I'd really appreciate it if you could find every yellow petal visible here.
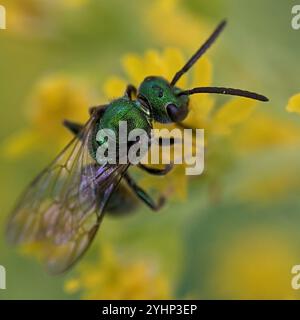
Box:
[144,50,167,77]
[286,93,300,114]
[183,95,214,128]
[28,75,90,138]
[140,165,187,201]
[122,54,145,85]
[191,57,212,87]
[212,98,257,135]
[163,48,186,83]
[103,76,127,100]
[180,57,213,128]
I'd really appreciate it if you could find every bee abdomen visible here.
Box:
[105,182,139,217]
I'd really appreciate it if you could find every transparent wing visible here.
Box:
[6,113,129,274]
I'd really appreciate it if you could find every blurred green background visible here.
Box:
[1,0,300,299]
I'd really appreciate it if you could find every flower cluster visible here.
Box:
[64,246,171,300]
[3,75,92,157]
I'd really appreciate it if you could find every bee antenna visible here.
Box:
[177,86,269,102]
[170,20,227,87]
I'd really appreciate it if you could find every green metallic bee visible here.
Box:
[6,20,268,274]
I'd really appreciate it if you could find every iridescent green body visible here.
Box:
[89,77,190,159]
[99,97,152,139]
[84,20,267,217]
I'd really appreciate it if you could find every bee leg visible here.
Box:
[138,163,173,176]
[124,173,165,211]
[89,104,107,116]
[63,120,84,137]
[125,84,137,100]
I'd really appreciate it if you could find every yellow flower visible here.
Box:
[286,93,300,114]
[210,228,300,299]
[3,75,92,157]
[102,48,259,200]
[64,246,171,300]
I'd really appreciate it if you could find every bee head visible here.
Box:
[137,76,189,123]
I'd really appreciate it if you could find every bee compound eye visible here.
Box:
[166,104,178,121]
[166,103,188,122]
